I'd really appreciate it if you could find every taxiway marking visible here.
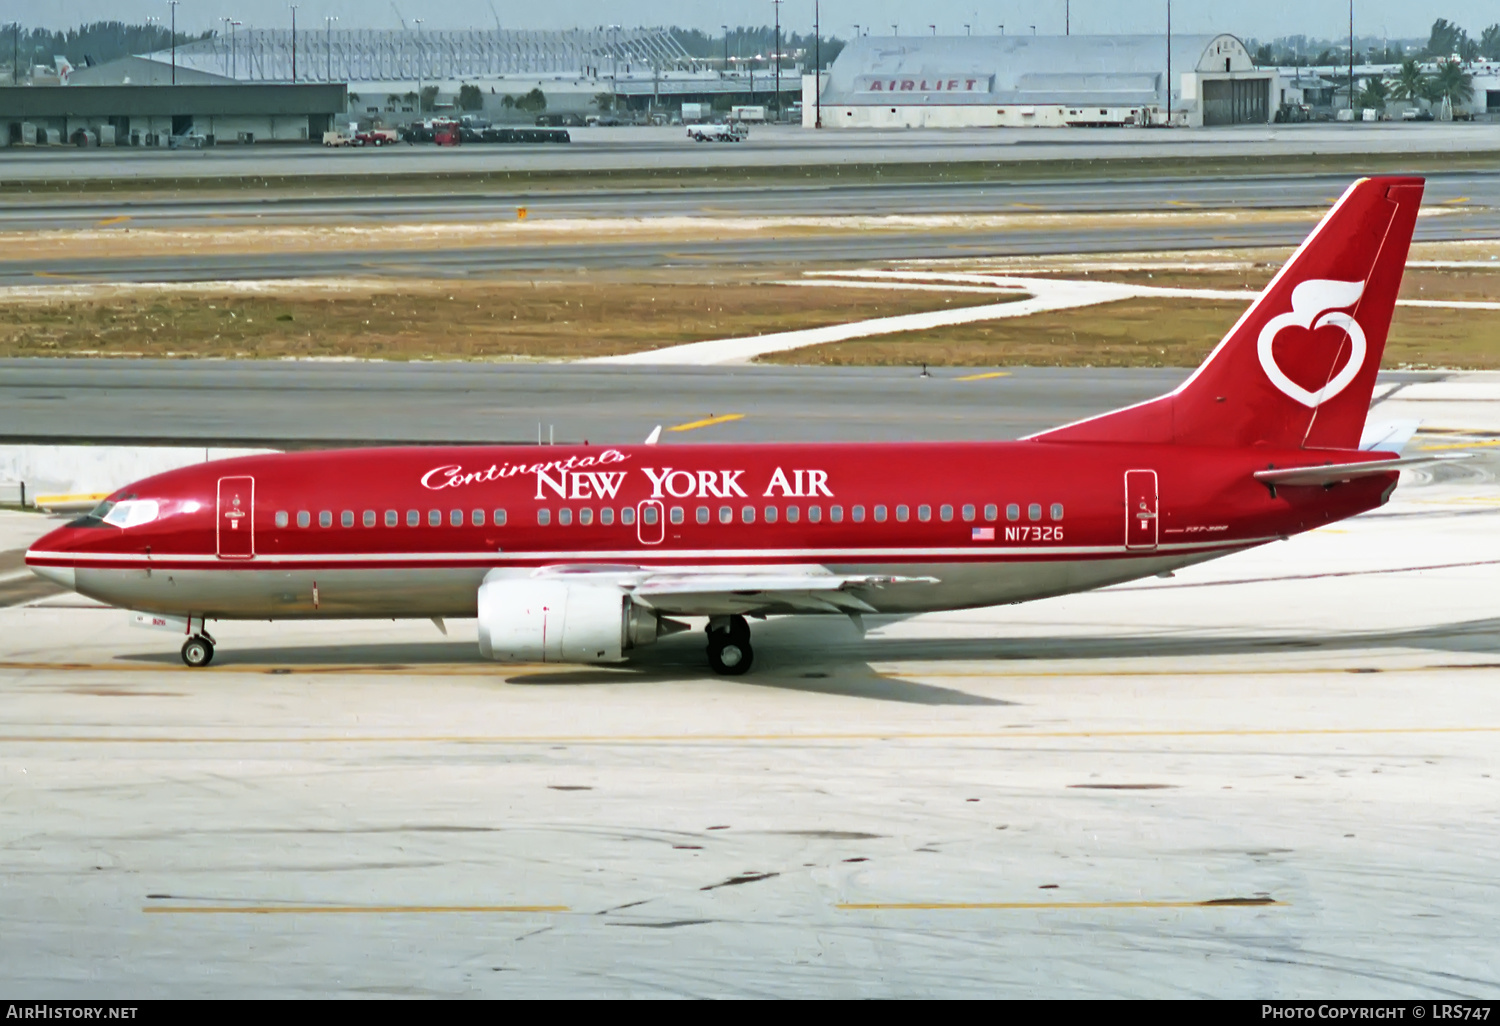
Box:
[1420,439,1500,451]
[94,216,132,228]
[143,904,569,915]
[837,899,1283,911]
[952,371,1012,382]
[667,413,745,432]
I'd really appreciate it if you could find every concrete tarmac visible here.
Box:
[3,168,1494,282]
[5,171,1499,232]
[6,214,1499,284]
[1,407,1497,996]
[2,360,1447,448]
[3,123,1499,182]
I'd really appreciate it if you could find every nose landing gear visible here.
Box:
[706,615,753,675]
[181,633,215,668]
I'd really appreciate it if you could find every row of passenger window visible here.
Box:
[537,502,1065,526]
[273,502,1066,529]
[274,509,509,529]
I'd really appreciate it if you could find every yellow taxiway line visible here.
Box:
[143,904,568,915]
[667,413,745,432]
[838,899,1283,911]
[952,371,1012,382]
[1419,439,1500,451]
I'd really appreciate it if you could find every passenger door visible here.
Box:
[636,500,664,545]
[1124,469,1158,550]
[217,476,255,559]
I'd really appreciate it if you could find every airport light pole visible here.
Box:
[929,24,936,36]
[891,24,897,36]
[1165,0,1171,122]
[814,0,821,128]
[230,20,241,80]
[1348,0,1355,119]
[609,24,619,111]
[772,0,781,122]
[289,5,298,83]
[964,24,971,36]
[414,19,423,116]
[168,1,179,84]
[1065,1,1070,35]
[324,15,336,84]
[11,22,18,85]
[721,25,729,72]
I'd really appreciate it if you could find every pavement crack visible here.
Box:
[701,871,779,891]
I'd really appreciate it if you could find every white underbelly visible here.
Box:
[71,547,1246,621]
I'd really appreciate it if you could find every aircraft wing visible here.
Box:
[530,564,938,617]
[1253,453,1468,487]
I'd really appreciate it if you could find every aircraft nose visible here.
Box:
[25,524,80,591]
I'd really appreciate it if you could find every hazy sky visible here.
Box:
[22,0,1500,42]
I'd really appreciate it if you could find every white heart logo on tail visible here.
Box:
[1257,279,1368,408]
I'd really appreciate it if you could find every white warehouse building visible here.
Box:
[805,33,1274,128]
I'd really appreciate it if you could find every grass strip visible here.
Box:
[758,296,1500,369]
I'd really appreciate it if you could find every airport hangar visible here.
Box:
[803,33,1276,128]
[56,28,799,124]
[0,81,348,147]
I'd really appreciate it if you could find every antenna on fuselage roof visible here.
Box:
[644,425,662,445]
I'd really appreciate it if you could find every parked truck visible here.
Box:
[355,128,400,146]
[687,122,749,143]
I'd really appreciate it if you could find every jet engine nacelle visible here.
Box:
[477,577,676,664]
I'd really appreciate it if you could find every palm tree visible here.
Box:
[1359,77,1389,111]
[1388,59,1429,105]
[1429,58,1475,109]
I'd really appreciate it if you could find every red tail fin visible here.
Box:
[1032,176,1424,450]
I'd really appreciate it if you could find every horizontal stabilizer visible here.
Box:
[1359,420,1421,453]
[1253,453,1468,487]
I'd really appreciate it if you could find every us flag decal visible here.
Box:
[972,527,995,540]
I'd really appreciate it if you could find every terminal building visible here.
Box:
[805,33,1274,128]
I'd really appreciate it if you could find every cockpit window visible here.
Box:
[67,494,134,529]
[102,499,160,529]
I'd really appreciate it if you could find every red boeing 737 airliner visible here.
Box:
[27,177,1453,674]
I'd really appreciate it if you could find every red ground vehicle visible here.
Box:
[355,129,399,146]
[432,121,461,146]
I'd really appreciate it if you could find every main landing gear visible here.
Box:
[706,615,753,676]
[181,633,215,668]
